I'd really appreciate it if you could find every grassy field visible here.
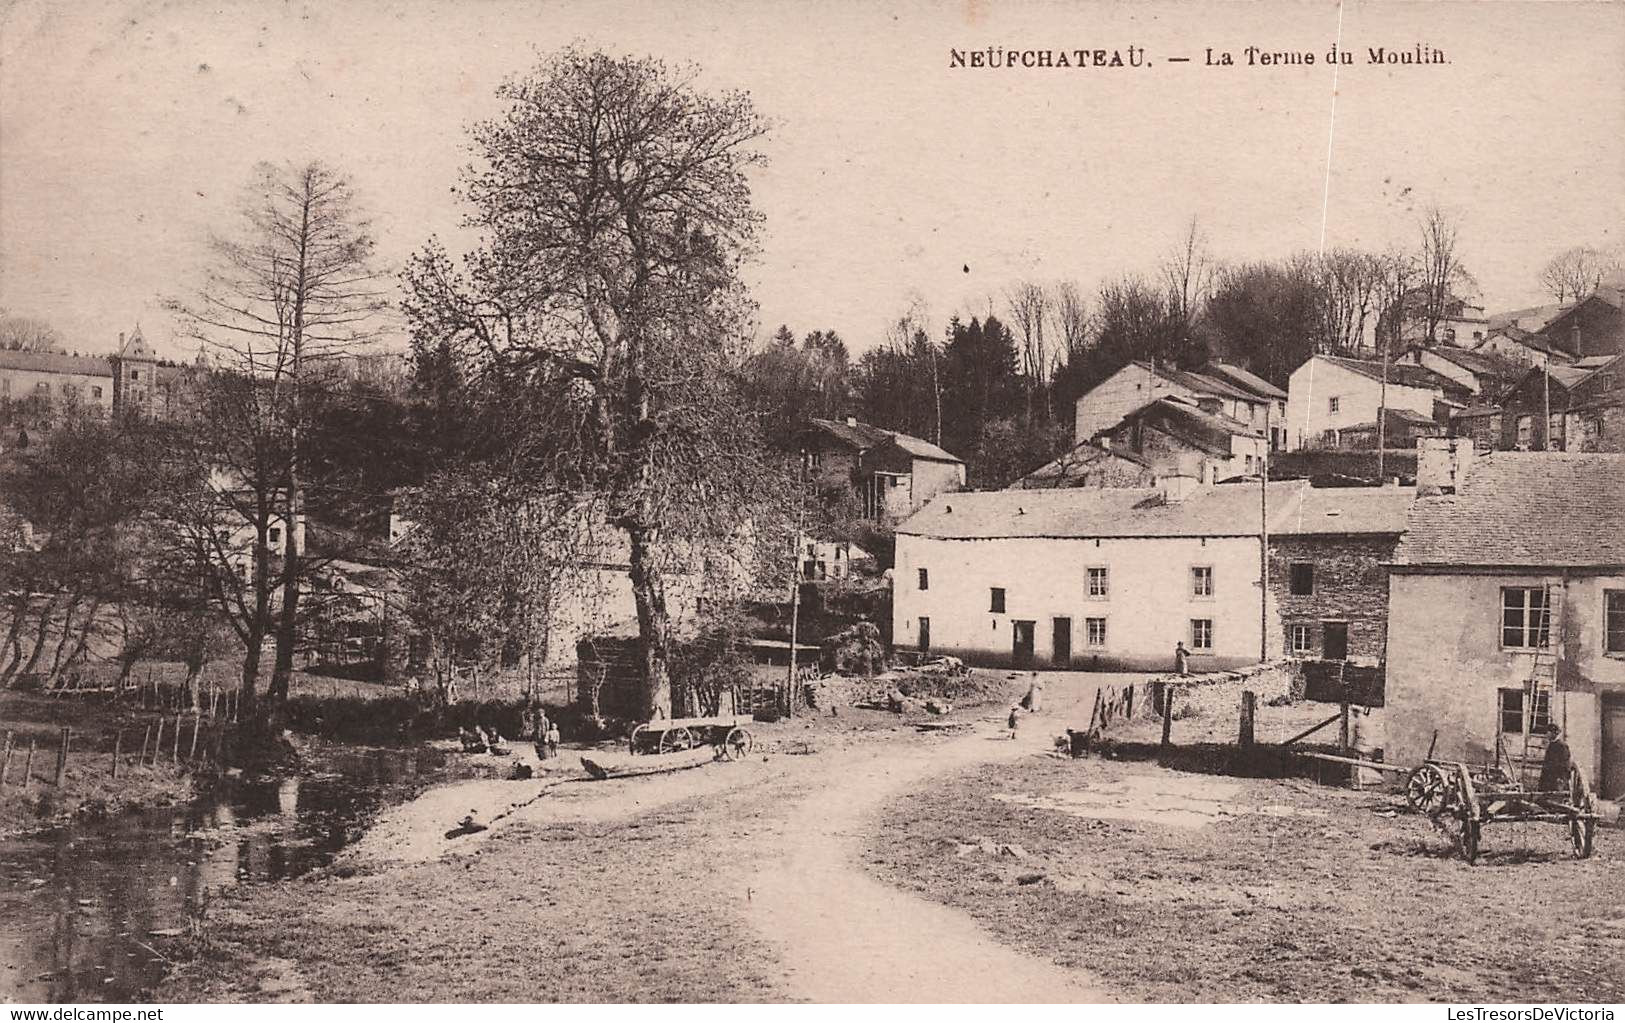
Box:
[865,754,1625,1003]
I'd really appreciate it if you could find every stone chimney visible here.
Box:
[1416,437,1475,497]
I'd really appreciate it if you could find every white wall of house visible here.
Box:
[1386,571,1625,798]
[893,532,1269,670]
[0,367,115,410]
[911,458,966,508]
[1285,358,1438,450]
[1398,349,1480,394]
[1074,363,1271,445]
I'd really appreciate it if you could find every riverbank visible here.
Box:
[0,691,201,837]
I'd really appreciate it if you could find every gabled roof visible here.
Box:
[882,432,963,464]
[806,417,963,465]
[1314,355,1470,396]
[899,479,1409,540]
[1488,303,1567,333]
[1012,442,1151,486]
[1451,404,1502,420]
[1140,363,1266,404]
[1338,408,1441,432]
[1421,346,1525,383]
[1203,362,1288,401]
[1107,396,1256,456]
[1395,453,1625,568]
[806,417,893,451]
[0,350,114,377]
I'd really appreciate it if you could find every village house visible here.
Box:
[1284,354,1469,451]
[1475,324,1576,370]
[1009,442,1156,490]
[1532,286,1624,361]
[1395,344,1523,399]
[1072,361,1285,450]
[1492,354,1624,451]
[1385,452,1625,800]
[1393,292,1489,348]
[1094,396,1268,481]
[892,476,1408,672]
[799,538,871,580]
[792,416,965,520]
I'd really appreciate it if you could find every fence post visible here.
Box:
[151,717,165,767]
[22,738,36,789]
[1339,698,1351,752]
[0,730,12,789]
[172,714,182,764]
[54,727,70,786]
[188,716,201,762]
[1239,690,1256,747]
[1161,681,1175,748]
[112,730,123,779]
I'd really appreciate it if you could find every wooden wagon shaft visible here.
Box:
[1283,712,1342,747]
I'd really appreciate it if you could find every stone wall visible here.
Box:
[1268,534,1396,664]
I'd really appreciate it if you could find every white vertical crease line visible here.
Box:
[1318,0,1347,257]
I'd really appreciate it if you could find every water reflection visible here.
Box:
[0,739,450,1003]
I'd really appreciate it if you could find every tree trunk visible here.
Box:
[626,521,672,720]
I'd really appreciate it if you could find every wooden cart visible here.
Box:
[1426,760,1601,863]
[627,716,755,761]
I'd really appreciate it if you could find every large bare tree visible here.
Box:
[1539,245,1621,303]
[402,49,774,719]
[1416,205,1475,344]
[168,161,388,721]
[0,311,61,353]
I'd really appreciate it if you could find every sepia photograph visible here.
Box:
[1,0,1623,1008]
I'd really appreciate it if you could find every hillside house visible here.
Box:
[1533,287,1624,360]
[892,477,1408,671]
[1095,396,1267,481]
[1010,442,1156,490]
[1285,355,1469,451]
[1073,362,1280,449]
[1396,345,1523,399]
[0,328,193,424]
[1390,291,1489,348]
[1495,354,1624,451]
[1476,324,1577,369]
[1331,408,1446,451]
[793,416,964,520]
[1385,453,1625,799]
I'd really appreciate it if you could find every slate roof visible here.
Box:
[1318,355,1470,395]
[1013,442,1151,485]
[1140,363,1266,405]
[1204,362,1288,401]
[1394,453,1625,568]
[0,350,115,377]
[1337,408,1441,431]
[1108,396,1258,456]
[899,478,1412,540]
[1272,484,1416,536]
[1488,304,1567,333]
[806,417,963,464]
[1425,347,1525,383]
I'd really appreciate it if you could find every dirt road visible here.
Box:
[748,703,1112,1002]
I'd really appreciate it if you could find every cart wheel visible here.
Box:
[722,727,754,761]
[628,724,647,756]
[1458,815,1480,864]
[1406,764,1447,816]
[658,726,694,754]
[1569,767,1598,859]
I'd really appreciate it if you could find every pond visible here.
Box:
[0,738,453,1003]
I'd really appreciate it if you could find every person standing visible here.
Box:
[1538,722,1573,793]
[1174,640,1190,677]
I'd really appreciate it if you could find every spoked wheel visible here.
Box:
[658,726,695,754]
[1406,764,1447,816]
[1569,767,1598,859]
[628,724,648,756]
[721,726,754,761]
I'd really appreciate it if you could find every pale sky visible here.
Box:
[2,0,1623,360]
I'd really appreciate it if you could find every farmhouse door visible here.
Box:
[1322,621,1349,661]
[918,617,931,654]
[1012,620,1036,668]
[1603,695,1625,800]
[1051,618,1072,667]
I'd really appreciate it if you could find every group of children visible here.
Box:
[458,714,561,760]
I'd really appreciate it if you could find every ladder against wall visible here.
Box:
[1512,578,1565,788]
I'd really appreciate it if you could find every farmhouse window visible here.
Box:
[917,568,928,590]
[1289,563,1314,595]
[1548,413,1565,450]
[1085,617,1107,647]
[1517,415,1533,448]
[1606,591,1625,654]
[1289,623,1312,655]
[1190,618,1213,652]
[1500,587,1551,650]
[990,587,1006,613]
[91,386,102,399]
[1498,687,1551,735]
[1086,566,1109,599]
[1328,396,1340,414]
[268,527,282,544]
[1191,566,1214,598]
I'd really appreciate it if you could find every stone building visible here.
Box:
[1386,452,1625,798]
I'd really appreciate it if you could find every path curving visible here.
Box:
[747,716,1110,1003]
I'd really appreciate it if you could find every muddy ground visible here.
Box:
[867,754,1625,1003]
